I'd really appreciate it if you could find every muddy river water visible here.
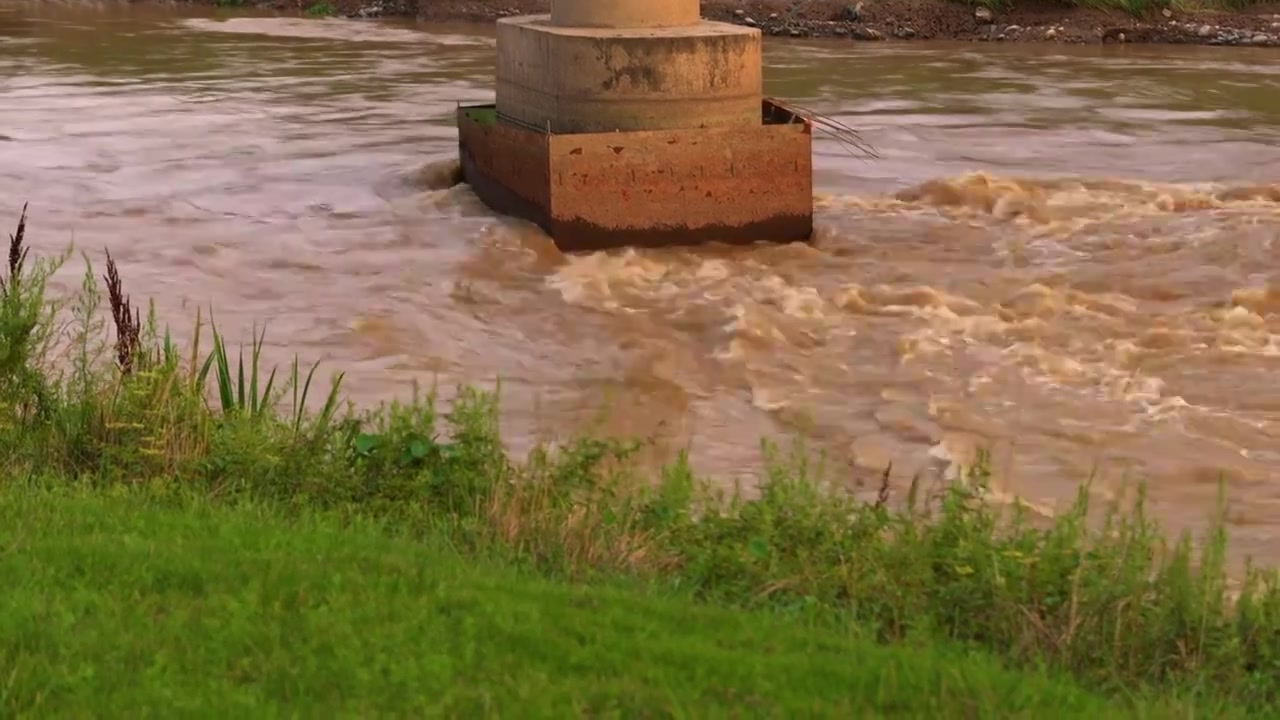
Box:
[3,4,1279,558]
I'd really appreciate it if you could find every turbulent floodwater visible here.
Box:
[3,5,1279,557]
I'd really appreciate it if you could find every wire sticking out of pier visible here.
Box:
[767,98,880,161]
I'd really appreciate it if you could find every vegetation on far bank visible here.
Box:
[3,203,1280,714]
[958,0,1273,14]
[197,0,1280,20]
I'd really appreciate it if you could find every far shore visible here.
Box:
[171,0,1280,48]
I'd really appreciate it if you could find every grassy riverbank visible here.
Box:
[3,204,1280,714]
[1,485,1132,717]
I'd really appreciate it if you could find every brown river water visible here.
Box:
[3,4,1279,558]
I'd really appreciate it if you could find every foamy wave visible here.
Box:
[532,171,1277,506]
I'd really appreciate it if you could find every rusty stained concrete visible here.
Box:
[457,101,813,253]
[591,34,754,95]
[457,111,551,228]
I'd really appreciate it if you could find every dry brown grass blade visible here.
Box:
[2,202,30,297]
[874,464,893,510]
[104,249,141,375]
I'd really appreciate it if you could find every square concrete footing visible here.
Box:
[456,99,814,253]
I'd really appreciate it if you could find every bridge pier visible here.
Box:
[457,0,813,252]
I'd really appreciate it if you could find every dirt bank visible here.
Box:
[204,0,1280,47]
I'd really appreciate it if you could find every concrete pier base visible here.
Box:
[456,4,815,252]
[458,100,813,252]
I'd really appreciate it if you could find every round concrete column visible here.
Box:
[551,0,701,28]
[496,19,762,134]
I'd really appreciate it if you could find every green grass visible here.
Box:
[462,105,500,126]
[3,203,1280,714]
[304,1,337,17]
[0,485,1133,717]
